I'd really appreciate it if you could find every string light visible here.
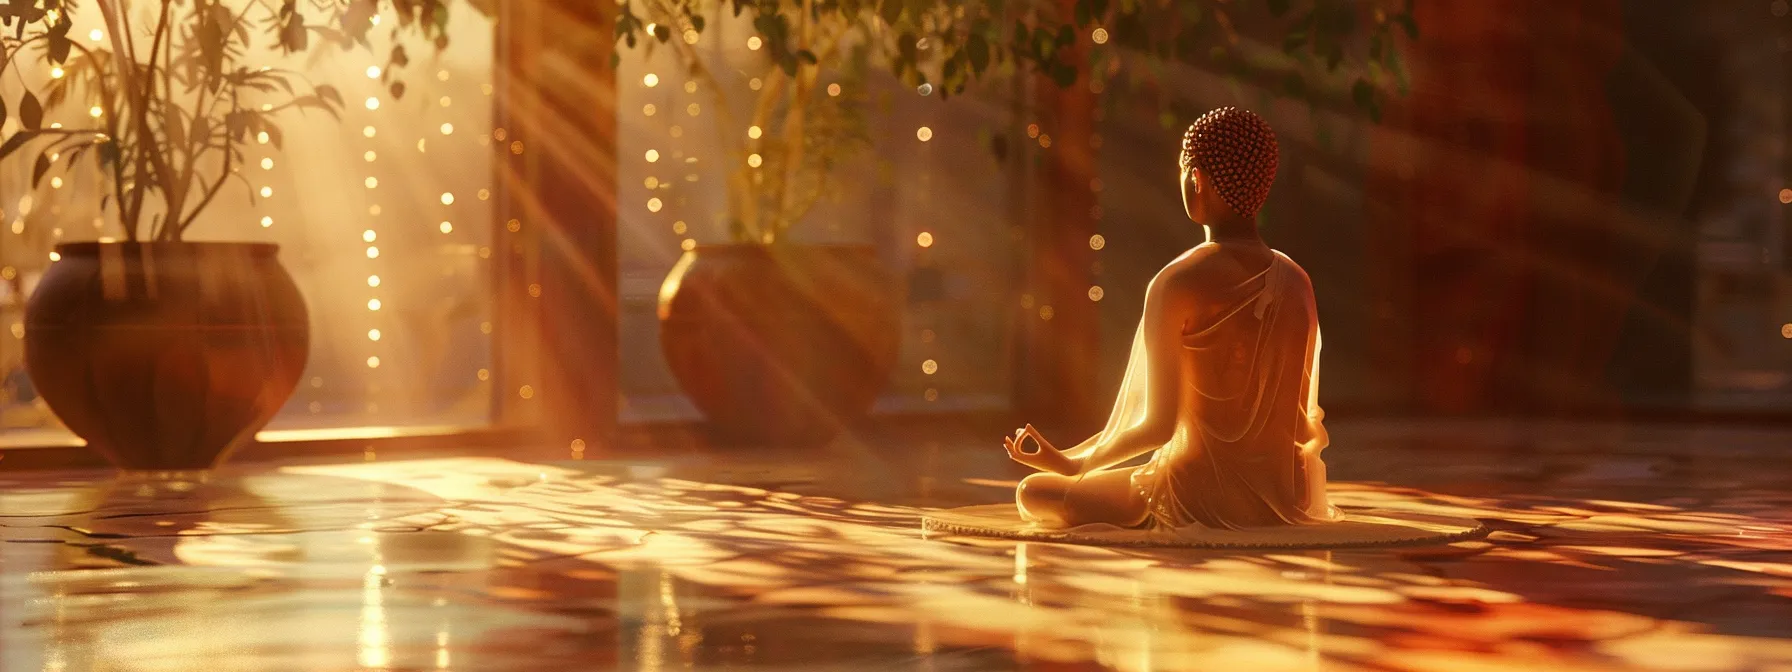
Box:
[916,126,933,142]
[261,157,274,169]
[643,104,657,116]
[368,329,382,341]
[368,299,382,311]
[368,275,381,287]
[440,123,453,135]
[364,151,376,162]
[88,28,103,41]
[827,83,841,97]
[257,131,270,144]
[366,65,381,78]
[644,73,660,87]
[259,186,273,197]
[1092,27,1109,44]
[367,356,381,368]
[363,230,377,242]
[747,153,763,167]
[647,198,663,212]
[922,359,938,375]
[917,232,934,247]
[748,126,762,139]
[366,246,379,258]
[1089,234,1105,250]
[365,97,380,110]
[1780,188,1792,204]
[440,192,454,205]
[364,177,378,188]
[440,221,453,233]
[747,36,762,50]
[1088,286,1105,301]
[49,67,63,79]
[646,149,660,162]
[363,126,376,138]
[260,216,273,227]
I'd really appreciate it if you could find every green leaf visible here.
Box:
[31,152,50,188]
[1352,77,1374,110]
[967,33,990,73]
[690,15,705,32]
[879,0,901,25]
[315,84,344,109]
[0,132,38,162]
[19,92,41,130]
[1282,72,1305,97]
[1049,62,1076,87]
[1396,13,1418,39]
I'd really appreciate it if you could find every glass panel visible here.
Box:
[0,2,498,443]
[615,17,1025,422]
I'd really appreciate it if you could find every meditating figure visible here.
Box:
[1003,107,1339,532]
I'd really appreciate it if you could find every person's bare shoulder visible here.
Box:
[1160,243,1254,296]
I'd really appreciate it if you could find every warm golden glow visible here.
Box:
[681,238,696,251]
[261,157,274,169]
[366,246,379,259]
[916,232,934,247]
[440,123,454,135]
[363,126,376,138]
[365,97,380,110]
[672,220,687,235]
[366,356,381,368]
[747,36,763,50]
[747,153,763,168]
[748,125,762,139]
[49,66,63,78]
[1092,27,1109,44]
[364,176,379,188]
[922,359,938,375]
[827,83,841,97]
[1089,234,1106,250]
[259,186,273,197]
[519,385,535,399]
[366,65,381,79]
[916,126,933,142]
[648,198,663,212]
[643,104,657,116]
[368,299,382,311]
[1088,286,1105,301]
[506,218,521,232]
[440,221,453,233]
[89,28,103,41]
[368,329,382,341]
[440,192,455,205]
[643,73,660,87]
[367,275,381,287]
[88,106,102,118]
[646,149,661,163]
[1027,123,1040,138]
[363,230,377,242]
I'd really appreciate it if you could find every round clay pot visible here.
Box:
[658,244,900,446]
[24,242,310,470]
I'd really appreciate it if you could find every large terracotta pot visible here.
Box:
[24,242,310,470]
[658,244,900,445]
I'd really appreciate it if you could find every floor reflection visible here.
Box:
[2,420,1790,670]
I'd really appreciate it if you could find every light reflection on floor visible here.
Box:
[2,420,1790,670]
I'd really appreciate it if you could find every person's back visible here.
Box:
[1001,106,1336,532]
[1136,240,1331,530]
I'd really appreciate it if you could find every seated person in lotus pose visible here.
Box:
[1002,107,1338,532]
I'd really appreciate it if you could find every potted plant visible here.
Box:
[3,0,457,470]
[620,0,1410,445]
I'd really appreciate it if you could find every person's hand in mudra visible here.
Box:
[1002,424,1079,476]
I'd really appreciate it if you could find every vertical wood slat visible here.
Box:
[493,1,619,451]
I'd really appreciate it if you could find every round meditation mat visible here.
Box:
[922,504,1487,549]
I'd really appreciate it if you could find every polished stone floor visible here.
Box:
[2,419,1790,671]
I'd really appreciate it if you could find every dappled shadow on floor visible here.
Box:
[3,421,1791,670]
